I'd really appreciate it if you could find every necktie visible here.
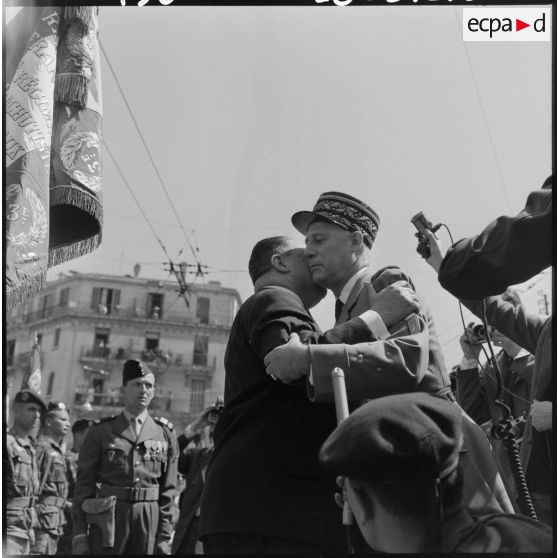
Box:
[130,417,140,437]
[335,299,344,322]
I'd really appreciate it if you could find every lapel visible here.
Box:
[113,412,137,445]
[136,414,159,445]
[338,266,375,323]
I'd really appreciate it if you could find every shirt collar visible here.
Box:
[123,409,148,425]
[338,267,369,304]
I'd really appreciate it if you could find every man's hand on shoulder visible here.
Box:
[264,333,310,384]
[368,280,421,327]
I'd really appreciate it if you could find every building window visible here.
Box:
[190,379,206,414]
[196,297,210,324]
[147,293,164,319]
[144,332,160,351]
[38,294,53,319]
[46,372,55,396]
[91,287,121,314]
[93,328,110,357]
[193,336,209,366]
[143,332,160,361]
[7,340,16,366]
[53,328,61,348]
[59,287,70,307]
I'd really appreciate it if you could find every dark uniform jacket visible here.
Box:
[6,432,40,541]
[72,412,178,552]
[200,285,371,548]
[438,186,552,299]
[449,509,553,552]
[34,434,69,536]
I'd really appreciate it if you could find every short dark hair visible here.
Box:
[248,236,291,284]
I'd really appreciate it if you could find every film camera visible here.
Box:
[465,322,493,344]
[208,398,224,423]
[411,212,441,259]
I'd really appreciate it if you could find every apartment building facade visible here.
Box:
[6,270,241,429]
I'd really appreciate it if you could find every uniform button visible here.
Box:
[135,461,140,466]
[135,478,140,482]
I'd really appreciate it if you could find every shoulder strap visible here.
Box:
[370,265,415,291]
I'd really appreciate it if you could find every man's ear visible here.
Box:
[270,253,289,273]
[348,479,376,522]
[350,230,365,250]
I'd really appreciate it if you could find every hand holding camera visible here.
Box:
[459,322,490,361]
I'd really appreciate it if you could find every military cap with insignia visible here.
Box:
[319,392,462,482]
[292,191,380,248]
[14,389,47,413]
[122,359,153,385]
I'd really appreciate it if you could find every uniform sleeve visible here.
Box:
[461,296,546,356]
[155,427,178,544]
[34,443,48,489]
[438,188,552,299]
[308,316,430,402]
[71,426,102,536]
[308,267,435,402]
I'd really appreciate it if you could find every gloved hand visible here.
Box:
[72,534,90,555]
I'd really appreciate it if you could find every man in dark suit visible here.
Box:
[199,236,419,554]
[72,360,178,555]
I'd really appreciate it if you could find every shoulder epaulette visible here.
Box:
[95,415,115,424]
[154,416,174,431]
[370,265,415,291]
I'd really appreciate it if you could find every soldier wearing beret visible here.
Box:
[6,390,46,554]
[71,360,178,555]
[32,401,72,554]
[265,191,514,513]
[319,392,553,553]
[57,418,96,555]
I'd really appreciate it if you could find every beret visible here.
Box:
[319,393,461,482]
[72,418,96,434]
[122,359,153,385]
[292,191,380,248]
[14,390,47,413]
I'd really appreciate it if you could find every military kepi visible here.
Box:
[14,389,47,413]
[292,191,380,248]
[319,393,462,482]
[122,359,153,385]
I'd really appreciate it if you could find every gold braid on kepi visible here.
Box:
[291,191,380,248]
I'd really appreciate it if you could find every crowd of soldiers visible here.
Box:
[5,182,553,555]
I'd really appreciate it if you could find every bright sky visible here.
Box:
[44,4,552,365]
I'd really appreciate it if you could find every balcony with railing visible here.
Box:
[19,300,214,326]
[79,346,216,378]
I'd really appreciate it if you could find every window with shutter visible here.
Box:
[91,287,102,309]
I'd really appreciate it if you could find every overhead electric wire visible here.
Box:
[103,140,173,263]
[99,39,203,270]
[453,8,512,213]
